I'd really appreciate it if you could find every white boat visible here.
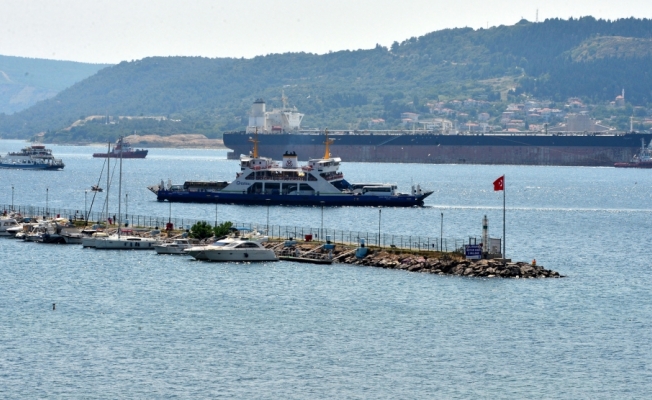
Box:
[184,238,278,262]
[155,238,198,254]
[82,232,109,248]
[0,217,21,236]
[0,144,65,170]
[93,136,160,250]
[6,224,25,238]
[94,234,159,250]
[61,229,97,245]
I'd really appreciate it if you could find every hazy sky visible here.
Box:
[1,0,651,64]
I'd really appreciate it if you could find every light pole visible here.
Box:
[440,212,443,252]
[378,209,382,247]
[266,199,270,235]
[320,201,324,241]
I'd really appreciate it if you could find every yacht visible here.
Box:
[0,217,21,236]
[184,238,277,262]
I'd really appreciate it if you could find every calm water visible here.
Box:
[1,140,651,398]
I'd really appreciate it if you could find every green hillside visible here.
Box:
[0,55,111,114]
[1,16,651,142]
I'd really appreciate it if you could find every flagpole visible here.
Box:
[503,175,506,262]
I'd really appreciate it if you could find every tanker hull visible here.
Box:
[224,132,652,166]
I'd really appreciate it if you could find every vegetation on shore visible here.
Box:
[1,16,652,142]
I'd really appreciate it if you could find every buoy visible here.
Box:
[532,259,537,266]
[52,303,56,311]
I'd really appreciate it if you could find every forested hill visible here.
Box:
[0,55,110,114]
[1,16,652,141]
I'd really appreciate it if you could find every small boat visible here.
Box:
[0,145,65,170]
[615,139,652,168]
[278,255,333,264]
[93,137,148,159]
[61,229,97,245]
[91,185,103,192]
[0,217,21,236]
[155,238,198,254]
[184,238,278,262]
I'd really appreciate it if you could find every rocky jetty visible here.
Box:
[265,242,562,278]
[340,251,561,278]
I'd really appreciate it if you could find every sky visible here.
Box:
[1,0,651,64]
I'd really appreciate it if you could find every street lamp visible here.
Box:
[378,209,382,247]
[320,201,325,241]
[440,212,444,252]
[266,199,270,235]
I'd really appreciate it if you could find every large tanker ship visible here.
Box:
[223,99,652,166]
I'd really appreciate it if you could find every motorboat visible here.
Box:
[155,238,198,254]
[0,217,21,236]
[62,229,97,245]
[184,238,278,262]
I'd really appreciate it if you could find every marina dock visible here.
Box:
[2,203,561,279]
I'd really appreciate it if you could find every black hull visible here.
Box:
[223,132,652,166]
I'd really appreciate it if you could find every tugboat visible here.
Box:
[92,137,148,159]
[614,139,652,168]
[148,131,433,206]
[0,145,65,170]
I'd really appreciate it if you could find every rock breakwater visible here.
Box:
[266,242,562,278]
[340,251,562,278]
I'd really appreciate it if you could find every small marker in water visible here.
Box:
[52,303,56,311]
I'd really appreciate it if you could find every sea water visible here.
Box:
[1,140,651,398]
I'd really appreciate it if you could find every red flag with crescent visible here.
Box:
[493,175,504,191]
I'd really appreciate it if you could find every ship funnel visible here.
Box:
[282,151,298,168]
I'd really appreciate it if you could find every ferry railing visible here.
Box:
[3,204,476,253]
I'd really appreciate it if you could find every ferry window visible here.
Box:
[284,183,298,194]
[300,183,314,192]
[247,182,263,194]
[265,182,280,194]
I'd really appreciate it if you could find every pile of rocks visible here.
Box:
[341,251,562,278]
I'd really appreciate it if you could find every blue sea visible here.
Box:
[1,140,651,398]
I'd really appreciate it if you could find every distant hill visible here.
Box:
[1,16,652,142]
[0,55,110,114]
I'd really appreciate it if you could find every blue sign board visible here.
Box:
[465,244,482,260]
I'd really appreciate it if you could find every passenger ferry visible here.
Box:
[0,145,65,170]
[148,132,432,207]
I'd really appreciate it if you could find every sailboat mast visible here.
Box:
[106,141,110,223]
[118,137,123,237]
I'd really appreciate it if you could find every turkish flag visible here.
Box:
[493,175,504,191]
